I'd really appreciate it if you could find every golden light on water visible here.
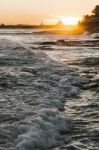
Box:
[61,16,80,25]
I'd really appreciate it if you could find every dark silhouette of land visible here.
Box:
[0,24,37,29]
[79,5,99,32]
[0,23,66,29]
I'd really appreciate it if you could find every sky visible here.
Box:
[0,0,98,25]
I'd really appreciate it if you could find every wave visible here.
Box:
[0,38,90,150]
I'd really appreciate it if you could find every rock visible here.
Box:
[57,39,66,44]
[40,41,56,45]
[79,57,99,66]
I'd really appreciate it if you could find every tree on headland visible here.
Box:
[1,23,5,27]
[79,5,99,32]
[92,5,99,16]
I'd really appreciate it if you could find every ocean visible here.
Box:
[0,29,99,150]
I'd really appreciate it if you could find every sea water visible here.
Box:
[0,29,99,150]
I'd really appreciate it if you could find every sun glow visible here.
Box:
[62,16,80,25]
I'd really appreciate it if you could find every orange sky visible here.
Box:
[0,0,98,25]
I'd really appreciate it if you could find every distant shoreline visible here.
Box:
[0,25,58,29]
[0,24,77,29]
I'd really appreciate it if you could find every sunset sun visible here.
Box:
[62,16,80,25]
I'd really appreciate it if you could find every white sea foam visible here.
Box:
[0,31,98,150]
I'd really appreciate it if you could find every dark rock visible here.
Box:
[40,41,56,45]
[57,39,66,44]
[79,57,99,66]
